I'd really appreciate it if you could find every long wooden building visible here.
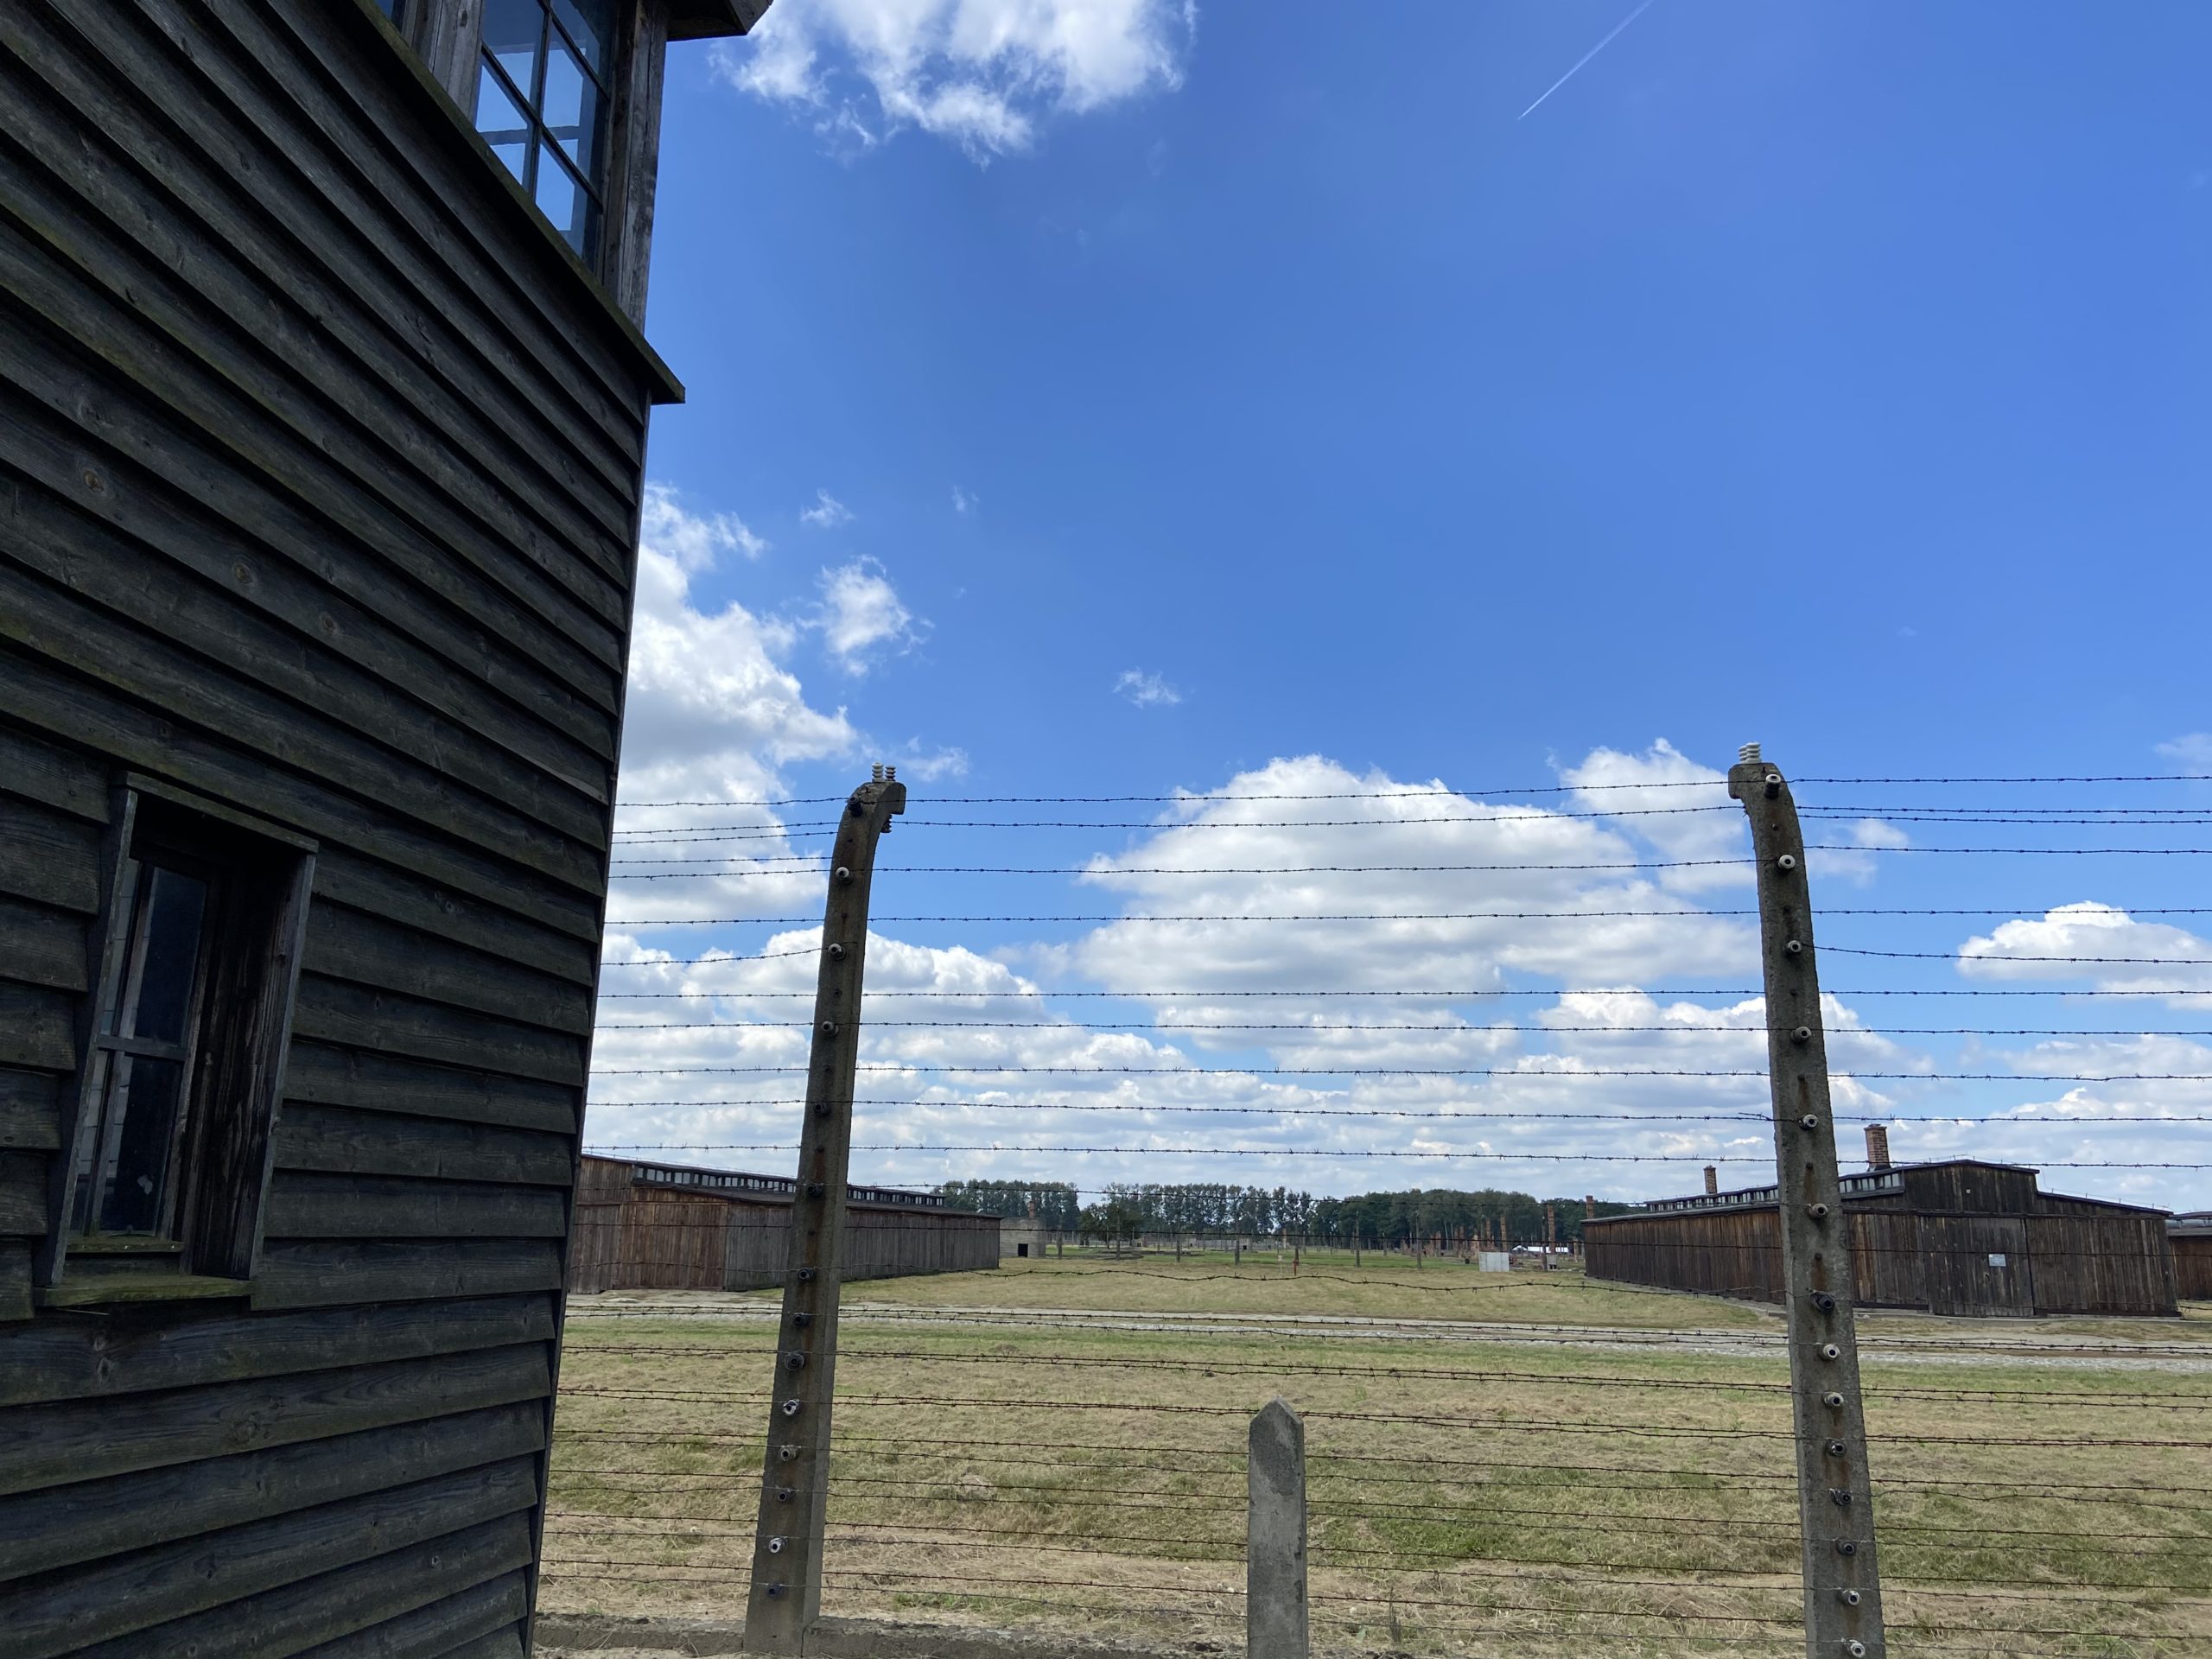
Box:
[1587,1147,2178,1318]
[2174,1213,2212,1302]
[0,2,766,1654]
[569,1155,1001,1292]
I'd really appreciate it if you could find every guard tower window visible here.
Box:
[474,0,614,263]
[65,791,314,1282]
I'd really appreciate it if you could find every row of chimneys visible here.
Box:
[1700,1125,1891,1196]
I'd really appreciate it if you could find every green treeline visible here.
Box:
[935,1179,1083,1230]
[937,1179,1638,1245]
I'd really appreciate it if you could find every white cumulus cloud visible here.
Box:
[609,492,942,928]
[612,493,859,926]
[1115,669,1179,708]
[1959,903,2212,1002]
[2158,733,2212,776]
[799,489,854,528]
[621,496,852,785]
[1560,739,1741,893]
[816,557,921,672]
[715,0,1193,158]
[587,741,2212,1211]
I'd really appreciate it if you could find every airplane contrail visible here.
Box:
[1518,0,1658,121]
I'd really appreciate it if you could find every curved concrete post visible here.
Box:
[744,772,906,1654]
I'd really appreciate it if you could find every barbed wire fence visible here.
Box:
[537,760,2212,1656]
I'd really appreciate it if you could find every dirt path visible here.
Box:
[568,1293,2212,1370]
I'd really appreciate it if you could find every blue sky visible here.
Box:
[590,1,2212,1213]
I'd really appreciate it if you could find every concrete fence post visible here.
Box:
[1248,1397,1308,1659]
[1732,746,1885,1659]
[744,770,906,1654]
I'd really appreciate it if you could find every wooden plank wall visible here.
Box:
[2026,1214,2178,1316]
[567,1182,1001,1293]
[0,0,665,1651]
[1918,1215,2034,1317]
[1590,1205,2181,1316]
[2176,1236,2212,1302]
[1899,1163,2040,1215]
[1584,1210,1786,1303]
[1853,1211,1926,1309]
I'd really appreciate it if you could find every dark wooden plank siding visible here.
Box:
[0,1402,544,1580]
[0,0,679,1643]
[2028,1214,2177,1315]
[0,1344,553,1494]
[0,647,607,946]
[0,723,112,822]
[273,1103,576,1185]
[0,1295,555,1409]
[0,982,77,1073]
[283,1041,582,1136]
[1900,1162,2039,1216]
[2176,1235,2212,1301]
[40,0,638,557]
[3,1459,541,1658]
[0,797,103,913]
[0,12,632,663]
[1590,1169,2181,1317]
[1853,1211,1925,1309]
[303,902,594,1033]
[252,1239,567,1309]
[0,893,92,995]
[1585,1209,1785,1303]
[568,1166,1003,1294]
[0,319,620,766]
[0,563,607,895]
[1919,1215,2033,1317]
[65,1515,535,1659]
[0,1070,63,1153]
[0,1243,30,1323]
[289,1574,531,1659]
[263,1173,570,1240]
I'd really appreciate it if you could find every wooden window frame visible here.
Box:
[42,779,316,1296]
[473,0,618,264]
[388,0,668,321]
[71,843,221,1246]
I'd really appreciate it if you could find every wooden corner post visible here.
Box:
[745,769,906,1653]
[1730,747,1884,1659]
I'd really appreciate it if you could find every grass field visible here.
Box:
[543,1251,2212,1656]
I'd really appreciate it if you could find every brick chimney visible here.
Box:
[1703,1166,1719,1196]
[1865,1124,1891,1171]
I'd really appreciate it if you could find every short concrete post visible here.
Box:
[1248,1397,1308,1659]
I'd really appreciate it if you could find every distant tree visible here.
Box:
[936,1179,1079,1230]
[942,1177,1639,1248]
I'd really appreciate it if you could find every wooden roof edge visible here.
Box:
[2040,1194,2173,1218]
[580,1150,957,1210]
[669,0,774,41]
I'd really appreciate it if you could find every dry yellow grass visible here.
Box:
[543,1254,2212,1656]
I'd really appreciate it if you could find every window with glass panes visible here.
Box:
[475,0,614,262]
[65,792,314,1280]
[72,851,215,1236]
